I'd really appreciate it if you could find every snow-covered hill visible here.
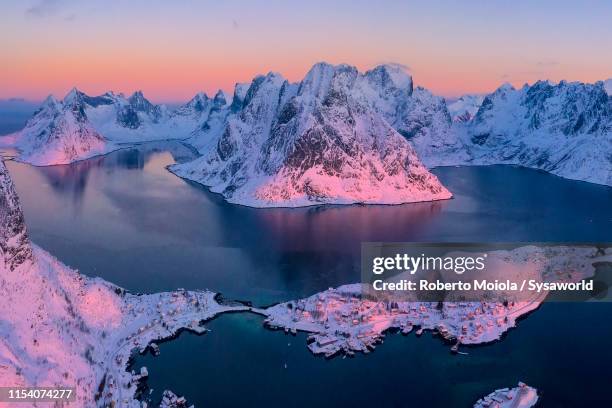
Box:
[462,80,612,185]
[170,63,452,207]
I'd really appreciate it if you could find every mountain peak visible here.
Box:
[299,62,359,99]
[213,89,228,105]
[497,82,515,92]
[41,94,61,109]
[366,63,413,91]
[128,90,157,114]
[182,92,209,113]
[63,87,84,105]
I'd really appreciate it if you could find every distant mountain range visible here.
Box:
[2,63,610,206]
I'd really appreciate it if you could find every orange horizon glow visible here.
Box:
[1,1,610,103]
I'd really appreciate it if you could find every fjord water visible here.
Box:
[6,142,611,304]
[5,141,612,407]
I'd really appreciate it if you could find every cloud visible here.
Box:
[25,0,65,18]
[374,62,412,72]
[232,19,239,29]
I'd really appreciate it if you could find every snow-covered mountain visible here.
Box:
[463,80,612,185]
[447,94,485,123]
[4,90,109,165]
[170,63,452,207]
[4,88,229,165]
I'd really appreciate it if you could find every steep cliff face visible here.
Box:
[170,63,451,207]
[0,159,104,406]
[0,161,33,270]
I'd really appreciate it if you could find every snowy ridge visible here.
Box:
[170,63,451,207]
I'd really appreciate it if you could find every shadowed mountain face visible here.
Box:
[0,161,32,270]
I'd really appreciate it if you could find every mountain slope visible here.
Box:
[171,63,451,207]
[464,80,612,185]
[448,94,485,123]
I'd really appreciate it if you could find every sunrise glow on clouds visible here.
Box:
[1,0,611,102]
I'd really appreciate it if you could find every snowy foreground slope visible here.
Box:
[0,160,250,407]
[170,63,452,207]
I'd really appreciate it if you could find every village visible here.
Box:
[263,283,544,357]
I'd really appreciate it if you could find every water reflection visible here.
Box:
[5,141,612,304]
[40,156,105,205]
[16,141,199,209]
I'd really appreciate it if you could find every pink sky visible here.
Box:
[1,1,610,102]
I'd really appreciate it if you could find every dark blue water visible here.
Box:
[5,141,612,407]
[136,304,612,407]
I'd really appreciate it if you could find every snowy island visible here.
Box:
[474,382,538,408]
[262,243,602,358]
